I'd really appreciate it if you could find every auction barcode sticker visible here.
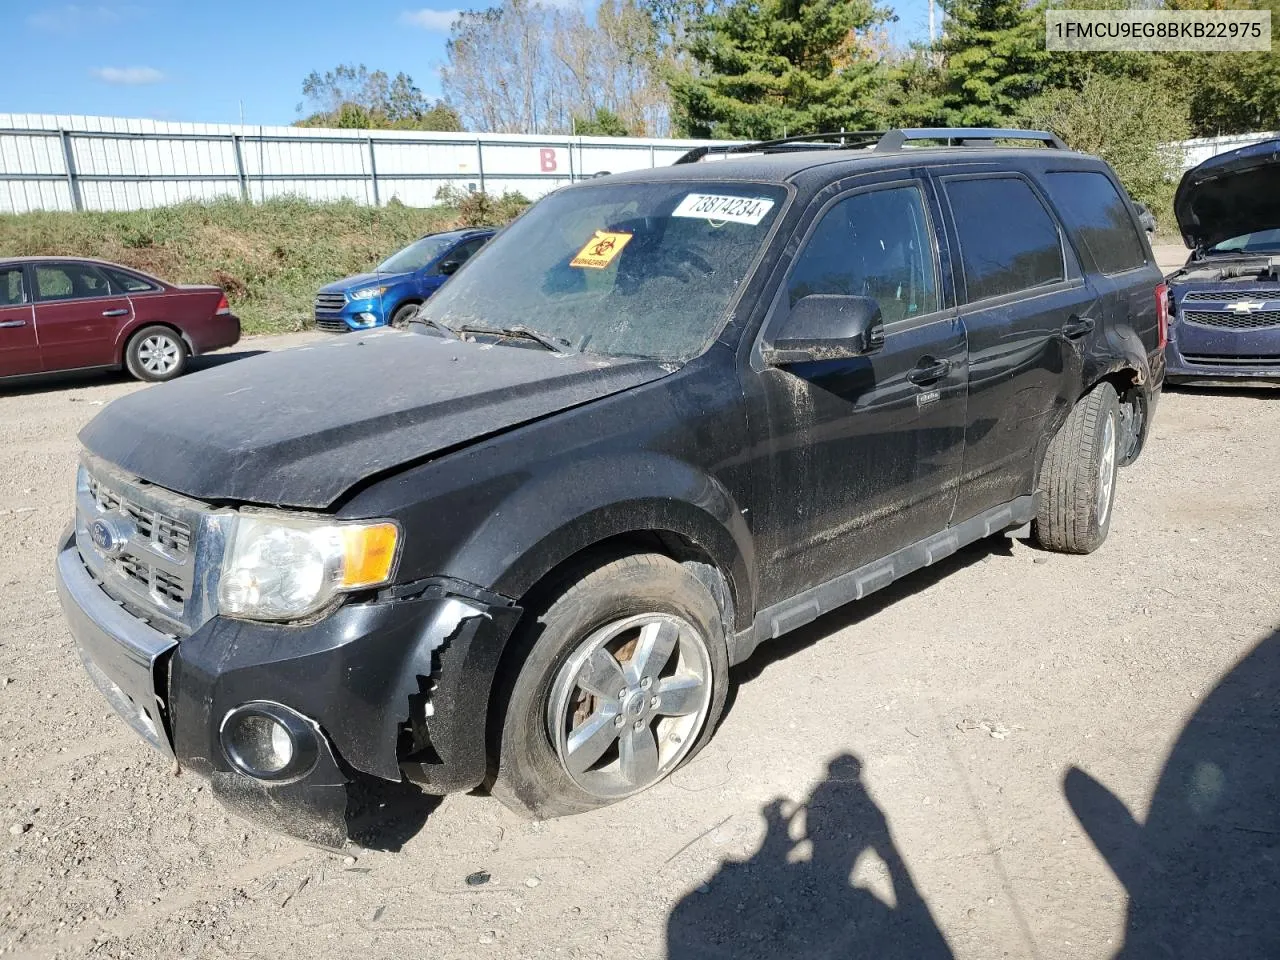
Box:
[673,194,775,226]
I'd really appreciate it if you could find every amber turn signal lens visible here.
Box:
[340,522,400,588]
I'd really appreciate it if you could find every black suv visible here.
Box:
[56,128,1165,845]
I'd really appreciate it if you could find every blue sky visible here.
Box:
[3,0,934,128]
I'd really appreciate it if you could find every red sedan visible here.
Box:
[0,257,240,383]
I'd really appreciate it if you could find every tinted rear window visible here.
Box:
[1043,171,1147,275]
[946,177,1065,303]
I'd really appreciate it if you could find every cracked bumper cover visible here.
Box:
[56,531,521,846]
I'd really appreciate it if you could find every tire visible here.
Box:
[388,302,421,329]
[124,325,189,382]
[491,552,730,819]
[1033,381,1121,554]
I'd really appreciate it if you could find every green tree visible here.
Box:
[937,0,1063,126]
[1020,72,1189,217]
[573,107,633,136]
[296,63,464,131]
[670,0,896,139]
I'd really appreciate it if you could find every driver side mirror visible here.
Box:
[437,259,462,276]
[761,294,885,366]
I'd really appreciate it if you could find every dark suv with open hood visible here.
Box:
[56,128,1165,846]
[1166,138,1280,385]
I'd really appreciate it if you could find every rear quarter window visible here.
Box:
[1042,171,1148,275]
[945,176,1066,303]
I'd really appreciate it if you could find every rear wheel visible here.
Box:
[491,553,728,819]
[1033,381,1121,554]
[125,325,188,382]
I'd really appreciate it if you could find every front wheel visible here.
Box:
[388,302,421,329]
[490,553,729,819]
[1033,381,1121,554]
[124,325,189,382]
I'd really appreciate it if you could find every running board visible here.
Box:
[732,495,1036,664]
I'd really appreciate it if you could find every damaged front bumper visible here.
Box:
[55,531,521,847]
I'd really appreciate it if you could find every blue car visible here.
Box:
[1166,138,1280,386]
[314,228,494,332]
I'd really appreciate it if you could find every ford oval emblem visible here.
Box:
[88,517,129,558]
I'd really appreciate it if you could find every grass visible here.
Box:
[0,195,526,335]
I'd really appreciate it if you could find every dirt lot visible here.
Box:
[2,328,1277,959]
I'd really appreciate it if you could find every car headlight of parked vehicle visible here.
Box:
[217,514,400,621]
[349,285,388,301]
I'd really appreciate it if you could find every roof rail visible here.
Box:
[673,127,1066,164]
[875,127,1067,151]
[673,130,886,165]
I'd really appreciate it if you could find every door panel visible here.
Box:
[0,266,40,377]
[31,262,132,371]
[952,285,1095,520]
[939,173,1094,521]
[744,179,969,608]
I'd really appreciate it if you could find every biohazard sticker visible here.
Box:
[672,193,775,225]
[571,230,633,269]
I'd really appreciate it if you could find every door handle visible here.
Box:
[0,319,28,328]
[1062,316,1096,340]
[101,308,130,317]
[907,358,951,385]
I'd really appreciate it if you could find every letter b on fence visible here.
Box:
[540,148,558,172]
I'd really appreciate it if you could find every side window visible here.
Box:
[103,267,158,293]
[34,264,112,301]
[449,237,488,265]
[1042,171,1148,275]
[946,177,1065,303]
[787,185,939,325]
[0,268,25,307]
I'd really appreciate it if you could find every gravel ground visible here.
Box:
[2,325,1277,960]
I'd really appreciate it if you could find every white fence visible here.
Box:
[0,114,723,215]
[1176,131,1278,169]
[2,113,1276,215]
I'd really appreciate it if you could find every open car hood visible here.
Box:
[1175,138,1280,251]
[80,331,672,508]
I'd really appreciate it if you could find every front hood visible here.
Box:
[319,271,410,295]
[1175,138,1280,250]
[80,331,672,508]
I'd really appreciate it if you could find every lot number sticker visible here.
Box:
[571,230,634,269]
[672,193,775,225]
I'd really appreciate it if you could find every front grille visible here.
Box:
[1183,309,1280,330]
[1181,353,1280,367]
[75,458,226,636]
[314,292,348,312]
[1182,290,1278,302]
[315,317,351,333]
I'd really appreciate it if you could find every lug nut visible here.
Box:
[651,696,660,708]
[640,677,652,690]
[634,719,645,731]
[619,689,628,701]
[614,715,625,728]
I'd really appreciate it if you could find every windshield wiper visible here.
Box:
[407,314,460,340]
[455,323,577,353]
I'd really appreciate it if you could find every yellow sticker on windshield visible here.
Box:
[571,230,632,269]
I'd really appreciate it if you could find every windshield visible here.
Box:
[377,234,458,273]
[418,180,787,361]
[1208,228,1280,255]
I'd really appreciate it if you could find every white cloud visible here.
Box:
[91,66,165,85]
[27,4,138,31]
[399,8,462,31]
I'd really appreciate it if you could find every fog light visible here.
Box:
[220,702,319,782]
[353,312,377,327]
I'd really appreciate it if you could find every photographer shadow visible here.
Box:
[667,753,953,959]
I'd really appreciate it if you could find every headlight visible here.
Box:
[349,285,387,301]
[217,514,400,622]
